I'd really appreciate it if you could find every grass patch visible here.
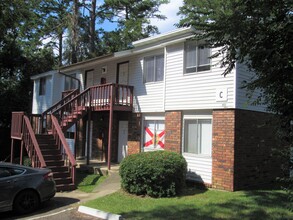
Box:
[76,170,107,193]
[83,187,293,219]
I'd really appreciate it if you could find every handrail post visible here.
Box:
[107,85,114,170]
[86,88,92,165]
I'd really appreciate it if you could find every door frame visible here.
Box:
[118,120,128,162]
[84,69,94,89]
[116,61,129,84]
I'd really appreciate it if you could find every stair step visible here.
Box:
[56,183,76,192]
[46,160,64,167]
[54,177,72,185]
[49,166,69,173]
[53,171,70,178]
[44,154,62,161]
[41,149,60,155]
[39,144,58,149]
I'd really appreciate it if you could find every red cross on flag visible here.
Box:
[144,127,165,149]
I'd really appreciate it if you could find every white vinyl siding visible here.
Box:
[184,154,212,183]
[182,114,212,184]
[165,43,235,110]
[32,76,52,114]
[129,49,165,113]
[235,62,267,112]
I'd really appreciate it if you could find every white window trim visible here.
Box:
[143,54,165,83]
[182,115,213,158]
[184,41,211,75]
[141,115,165,151]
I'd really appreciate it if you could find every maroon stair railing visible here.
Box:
[51,115,76,185]
[11,112,46,168]
[41,89,79,133]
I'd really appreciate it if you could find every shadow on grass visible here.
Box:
[75,168,101,187]
[119,188,292,220]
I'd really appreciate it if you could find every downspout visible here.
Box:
[163,46,167,111]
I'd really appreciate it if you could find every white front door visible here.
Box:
[118,62,129,85]
[118,121,128,162]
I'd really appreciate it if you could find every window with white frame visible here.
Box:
[143,54,164,83]
[143,120,165,150]
[185,41,211,73]
[39,77,46,96]
[183,118,212,156]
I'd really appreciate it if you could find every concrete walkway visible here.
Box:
[55,170,121,203]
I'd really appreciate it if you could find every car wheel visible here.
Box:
[13,190,40,214]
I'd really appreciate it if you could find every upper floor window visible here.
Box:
[39,77,46,96]
[143,54,164,83]
[185,41,211,74]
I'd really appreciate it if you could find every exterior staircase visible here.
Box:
[60,106,88,131]
[36,134,75,191]
[11,84,134,191]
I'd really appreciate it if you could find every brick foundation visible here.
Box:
[165,111,182,153]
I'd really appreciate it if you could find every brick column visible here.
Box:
[212,110,235,191]
[165,111,182,153]
[127,113,142,155]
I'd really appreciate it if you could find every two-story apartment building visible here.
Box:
[29,27,281,191]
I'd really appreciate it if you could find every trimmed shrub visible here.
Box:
[119,150,187,198]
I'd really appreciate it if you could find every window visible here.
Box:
[144,54,164,83]
[65,73,77,90]
[0,167,24,178]
[185,41,211,73]
[39,77,46,95]
[183,119,212,156]
[143,120,165,150]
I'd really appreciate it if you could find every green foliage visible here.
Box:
[119,151,187,198]
[178,0,293,210]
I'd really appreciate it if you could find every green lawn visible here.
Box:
[76,170,107,193]
[83,187,293,219]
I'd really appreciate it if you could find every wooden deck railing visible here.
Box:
[51,115,76,185]
[52,83,133,126]
[22,115,47,168]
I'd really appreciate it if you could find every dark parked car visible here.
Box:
[0,162,56,214]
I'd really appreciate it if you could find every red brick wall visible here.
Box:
[212,110,235,191]
[234,109,280,190]
[212,109,281,191]
[127,113,142,155]
[165,111,182,153]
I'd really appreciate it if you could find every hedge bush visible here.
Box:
[119,150,187,198]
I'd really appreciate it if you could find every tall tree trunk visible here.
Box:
[58,31,63,66]
[71,0,79,64]
[89,0,96,56]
